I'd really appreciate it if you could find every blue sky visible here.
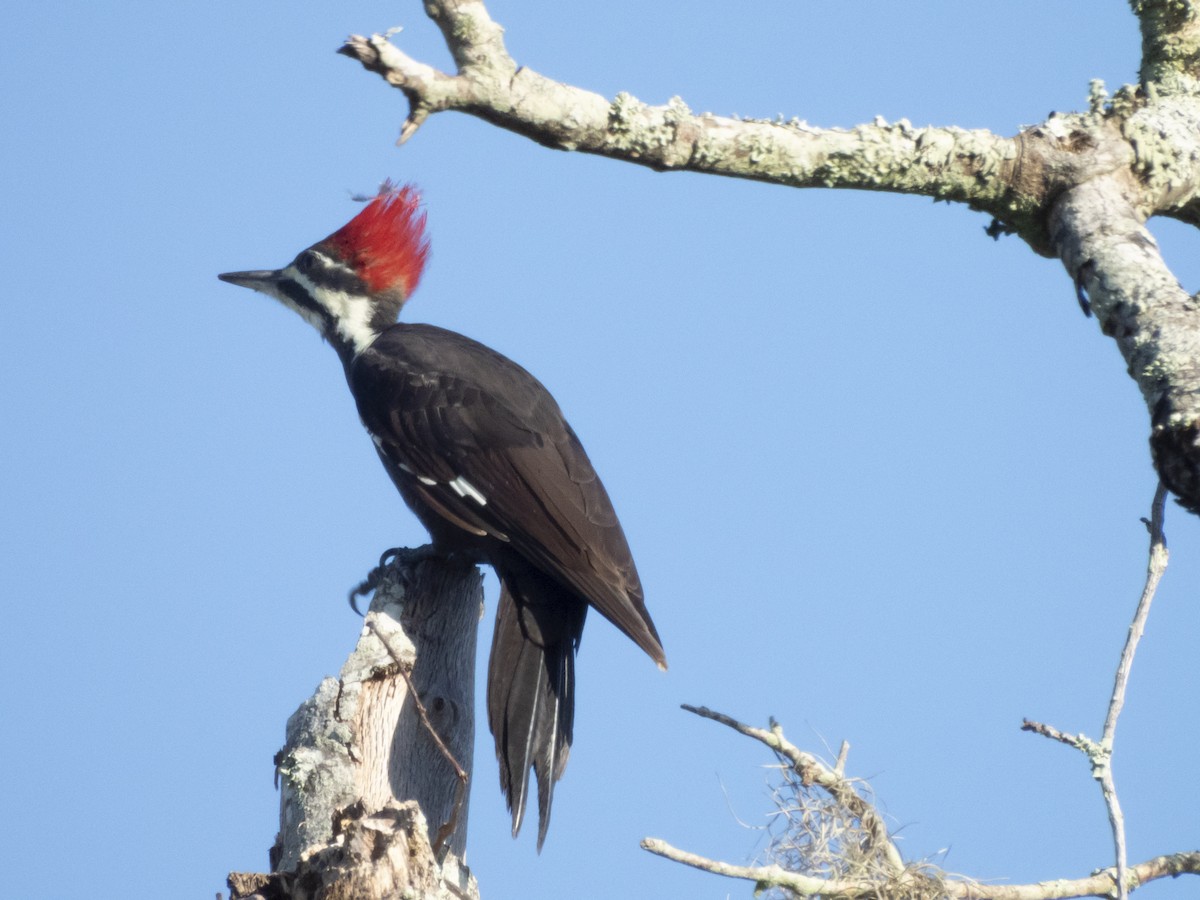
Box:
[3,2,1198,898]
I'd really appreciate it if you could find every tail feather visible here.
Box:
[487,570,585,850]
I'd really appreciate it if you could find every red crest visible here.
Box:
[321,181,430,297]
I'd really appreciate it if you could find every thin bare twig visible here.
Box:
[366,616,469,855]
[1103,482,1169,743]
[1019,719,1102,756]
[1022,483,1170,900]
[1100,482,1169,900]
[834,740,850,777]
[682,705,905,876]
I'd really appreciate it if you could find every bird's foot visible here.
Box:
[347,544,441,615]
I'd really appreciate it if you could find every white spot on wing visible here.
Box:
[448,475,487,505]
[365,431,440,488]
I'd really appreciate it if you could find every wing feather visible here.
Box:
[350,324,664,665]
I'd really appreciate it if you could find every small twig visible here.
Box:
[398,104,429,145]
[681,705,905,876]
[1019,719,1100,755]
[1100,482,1169,900]
[1022,483,1170,900]
[366,617,469,854]
[1103,482,1168,743]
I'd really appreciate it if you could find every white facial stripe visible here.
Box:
[309,249,357,278]
[285,266,379,355]
[271,280,327,332]
[448,475,487,506]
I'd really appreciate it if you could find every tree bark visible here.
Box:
[229,551,483,900]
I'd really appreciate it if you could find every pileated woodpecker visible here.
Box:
[218,183,665,848]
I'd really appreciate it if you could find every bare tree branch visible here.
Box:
[641,838,889,899]
[1132,1,1200,93]
[1022,484,1169,900]
[651,708,1199,899]
[340,1,1200,231]
[643,835,1200,900]
[1049,174,1200,513]
[339,3,1037,227]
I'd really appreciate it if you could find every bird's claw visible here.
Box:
[347,572,379,617]
[348,545,439,615]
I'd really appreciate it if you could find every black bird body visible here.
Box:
[349,323,658,651]
[350,322,663,844]
[218,184,664,848]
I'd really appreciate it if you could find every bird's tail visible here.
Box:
[487,567,587,850]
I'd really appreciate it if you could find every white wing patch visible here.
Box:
[394,459,438,486]
[366,427,487,506]
[448,475,488,505]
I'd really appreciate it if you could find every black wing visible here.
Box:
[348,323,664,666]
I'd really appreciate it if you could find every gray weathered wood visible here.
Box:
[232,550,482,900]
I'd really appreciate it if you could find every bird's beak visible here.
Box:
[218,269,285,293]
